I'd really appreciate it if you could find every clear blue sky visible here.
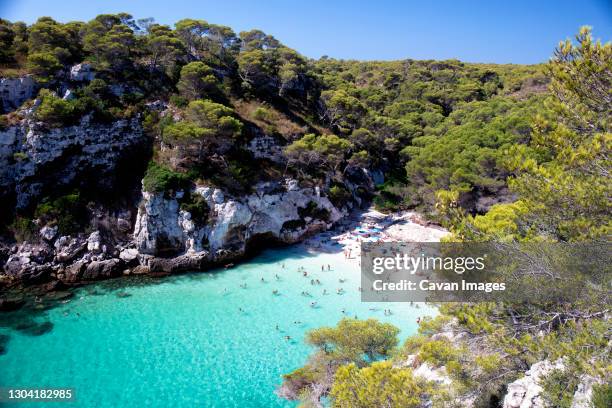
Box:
[1,0,610,64]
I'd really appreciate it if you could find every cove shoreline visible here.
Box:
[0,208,447,315]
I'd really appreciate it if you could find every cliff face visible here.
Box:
[0,80,355,288]
[134,181,342,258]
[2,179,345,286]
[0,76,37,113]
[0,114,146,210]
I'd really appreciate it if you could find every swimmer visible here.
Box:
[327,264,331,270]
[321,265,324,271]
[275,325,279,330]
[275,274,280,280]
[261,277,265,282]
[273,290,279,295]
[310,302,317,308]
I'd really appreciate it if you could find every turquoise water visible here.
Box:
[0,243,435,407]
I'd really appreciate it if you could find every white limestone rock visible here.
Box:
[39,225,58,242]
[70,63,95,82]
[0,76,36,112]
[133,182,343,260]
[119,248,139,262]
[0,114,145,209]
[503,360,566,408]
[86,231,102,253]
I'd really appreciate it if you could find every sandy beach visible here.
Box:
[303,208,449,259]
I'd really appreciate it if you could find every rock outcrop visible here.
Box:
[69,63,95,82]
[134,179,343,263]
[0,114,146,209]
[503,360,566,408]
[503,360,601,408]
[0,76,37,113]
[247,131,285,163]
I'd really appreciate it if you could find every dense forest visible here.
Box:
[1,13,549,235]
[0,14,610,408]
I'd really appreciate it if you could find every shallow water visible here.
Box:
[0,243,434,407]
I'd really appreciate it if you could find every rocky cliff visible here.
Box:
[1,179,345,288]
[0,79,354,291]
[0,113,146,210]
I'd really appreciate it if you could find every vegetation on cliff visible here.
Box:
[0,14,609,407]
[1,12,550,238]
[280,28,611,408]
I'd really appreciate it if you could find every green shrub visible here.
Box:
[298,201,330,221]
[142,162,190,193]
[252,106,272,122]
[169,94,188,108]
[10,217,37,242]
[34,192,89,235]
[592,383,612,408]
[179,193,209,225]
[328,185,351,208]
[12,152,27,161]
[0,114,8,130]
[540,369,579,408]
[34,89,79,127]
